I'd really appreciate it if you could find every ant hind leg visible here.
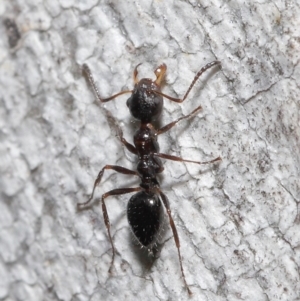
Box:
[99,187,141,273]
[158,190,192,295]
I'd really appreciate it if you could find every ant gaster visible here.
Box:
[78,61,221,295]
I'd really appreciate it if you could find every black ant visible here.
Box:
[78,60,221,295]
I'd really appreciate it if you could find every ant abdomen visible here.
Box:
[126,79,163,122]
[127,191,164,247]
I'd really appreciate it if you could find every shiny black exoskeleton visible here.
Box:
[127,191,164,247]
[78,61,221,294]
[127,79,164,122]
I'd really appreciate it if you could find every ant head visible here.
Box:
[126,64,167,122]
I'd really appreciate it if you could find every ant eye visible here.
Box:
[79,61,221,295]
[126,95,131,108]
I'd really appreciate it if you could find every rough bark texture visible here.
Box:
[0,0,299,300]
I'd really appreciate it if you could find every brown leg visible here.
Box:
[159,190,192,295]
[116,127,137,155]
[154,153,221,165]
[100,187,141,273]
[77,165,139,208]
[157,105,202,135]
[154,61,221,103]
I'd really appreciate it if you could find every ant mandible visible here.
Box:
[78,60,221,295]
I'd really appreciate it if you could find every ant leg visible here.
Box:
[77,165,139,208]
[116,127,137,155]
[154,153,221,165]
[158,190,192,295]
[154,61,221,103]
[99,187,142,273]
[157,105,202,135]
[82,64,132,103]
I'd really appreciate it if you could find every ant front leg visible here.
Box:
[98,187,141,273]
[116,126,137,155]
[158,189,192,295]
[77,165,138,208]
[157,105,202,135]
[156,105,221,165]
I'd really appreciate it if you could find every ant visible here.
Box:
[78,60,221,295]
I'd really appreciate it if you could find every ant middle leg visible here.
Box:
[158,189,192,295]
[77,165,138,208]
[99,187,141,273]
[156,105,221,165]
[154,153,221,165]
